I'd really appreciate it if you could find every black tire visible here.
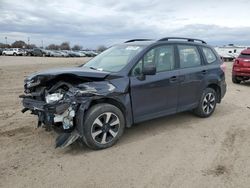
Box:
[2,53,6,56]
[13,53,17,56]
[81,103,125,150]
[232,76,241,84]
[193,88,217,118]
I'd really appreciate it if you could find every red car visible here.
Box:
[232,49,250,83]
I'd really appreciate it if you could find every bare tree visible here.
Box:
[46,44,59,50]
[97,45,107,52]
[11,40,27,48]
[60,42,70,50]
[27,44,37,49]
[0,43,11,48]
[72,45,82,51]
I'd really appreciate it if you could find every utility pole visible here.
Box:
[5,36,7,47]
[41,40,43,49]
[27,37,30,48]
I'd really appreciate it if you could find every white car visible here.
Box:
[2,48,25,56]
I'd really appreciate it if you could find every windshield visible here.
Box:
[83,45,144,72]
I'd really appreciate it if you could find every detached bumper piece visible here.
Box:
[55,130,80,148]
[21,96,79,148]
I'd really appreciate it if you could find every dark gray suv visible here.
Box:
[21,37,227,150]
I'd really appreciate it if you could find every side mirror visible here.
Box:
[142,64,156,75]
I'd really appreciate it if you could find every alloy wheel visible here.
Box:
[202,93,216,114]
[91,112,120,145]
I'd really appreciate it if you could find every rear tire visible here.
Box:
[81,103,125,150]
[13,53,17,56]
[232,76,241,84]
[193,88,217,118]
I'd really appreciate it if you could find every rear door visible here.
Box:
[177,44,206,112]
[6,49,12,55]
[130,45,179,123]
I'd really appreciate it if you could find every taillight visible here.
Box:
[235,60,239,64]
[220,62,226,72]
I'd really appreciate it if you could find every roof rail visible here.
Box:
[124,39,152,43]
[158,37,207,44]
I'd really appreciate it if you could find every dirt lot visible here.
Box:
[0,56,249,188]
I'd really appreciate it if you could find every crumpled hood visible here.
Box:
[25,67,110,83]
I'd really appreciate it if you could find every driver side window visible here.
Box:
[131,45,175,76]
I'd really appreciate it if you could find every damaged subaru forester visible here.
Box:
[20,37,226,150]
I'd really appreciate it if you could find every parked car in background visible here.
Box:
[65,50,81,57]
[21,37,226,150]
[33,48,50,57]
[48,50,63,57]
[58,51,69,57]
[82,50,98,57]
[232,49,250,83]
[78,51,86,57]
[25,49,35,56]
[2,48,25,56]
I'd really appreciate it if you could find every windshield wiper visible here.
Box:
[89,66,104,71]
[89,66,98,70]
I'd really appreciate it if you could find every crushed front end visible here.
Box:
[20,76,131,148]
[20,82,85,148]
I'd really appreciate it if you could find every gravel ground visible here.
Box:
[0,56,250,188]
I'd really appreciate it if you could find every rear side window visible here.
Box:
[202,47,216,64]
[178,45,201,68]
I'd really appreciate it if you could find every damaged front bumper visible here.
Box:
[20,91,87,148]
[20,79,132,149]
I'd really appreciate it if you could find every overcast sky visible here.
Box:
[1,0,250,48]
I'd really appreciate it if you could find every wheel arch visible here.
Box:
[89,97,127,122]
[207,83,221,103]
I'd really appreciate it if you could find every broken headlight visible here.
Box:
[26,79,41,88]
[45,93,63,104]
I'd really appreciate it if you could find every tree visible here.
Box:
[60,42,70,50]
[72,45,82,51]
[97,45,107,52]
[0,43,11,48]
[46,44,59,50]
[27,44,37,49]
[11,40,27,48]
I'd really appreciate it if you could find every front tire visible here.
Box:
[194,88,217,118]
[232,76,241,84]
[81,104,125,150]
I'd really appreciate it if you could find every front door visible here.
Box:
[129,45,179,123]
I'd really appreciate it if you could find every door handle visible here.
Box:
[201,70,207,75]
[170,76,178,83]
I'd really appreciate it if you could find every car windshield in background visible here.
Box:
[239,53,250,59]
[83,45,144,72]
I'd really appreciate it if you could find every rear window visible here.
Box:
[202,47,217,64]
[239,53,250,59]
